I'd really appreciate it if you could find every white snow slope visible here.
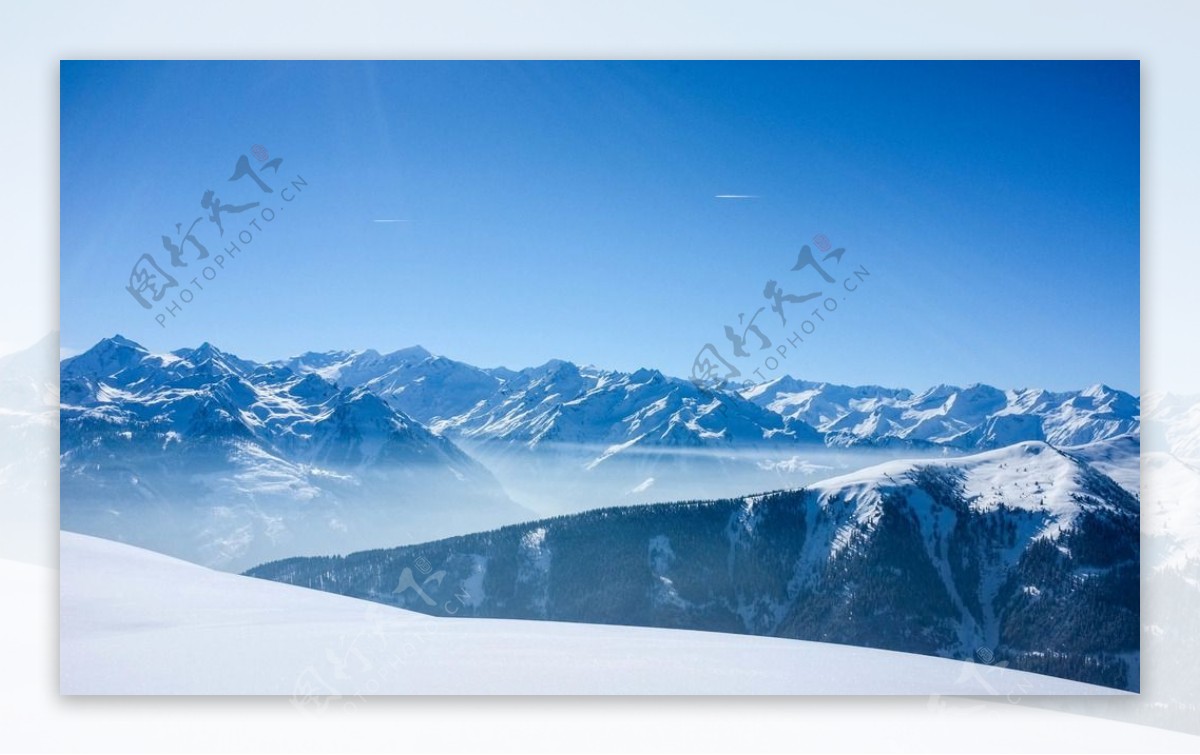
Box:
[60,532,1120,696]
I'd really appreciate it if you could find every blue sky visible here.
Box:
[61,60,1139,393]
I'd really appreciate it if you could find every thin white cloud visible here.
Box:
[714,194,760,200]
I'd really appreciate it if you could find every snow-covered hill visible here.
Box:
[1066,435,1140,497]
[1021,394,1200,733]
[249,441,1140,691]
[60,337,529,571]
[60,531,1119,695]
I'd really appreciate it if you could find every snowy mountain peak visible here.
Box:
[278,345,436,387]
[171,341,256,377]
[526,358,581,378]
[628,367,665,385]
[383,345,433,362]
[70,333,146,362]
[802,439,1140,586]
[287,371,340,403]
[102,333,147,352]
[741,374,815,398]
[340,384,407,423]
[61,334,149,380]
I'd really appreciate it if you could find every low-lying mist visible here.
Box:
[60,439,962,573]
[460,441,961,517]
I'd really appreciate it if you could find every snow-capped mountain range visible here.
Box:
[279,345,1138,452]
[277,342,1139,512]
[279,347,817,450]
[60,336,1140,567]
[60,336,527,570]
[743,375,1139,449]
[248,440,1140,691]
[66,336,1138,459]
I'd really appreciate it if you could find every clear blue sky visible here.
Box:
[61,61,1139,393]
